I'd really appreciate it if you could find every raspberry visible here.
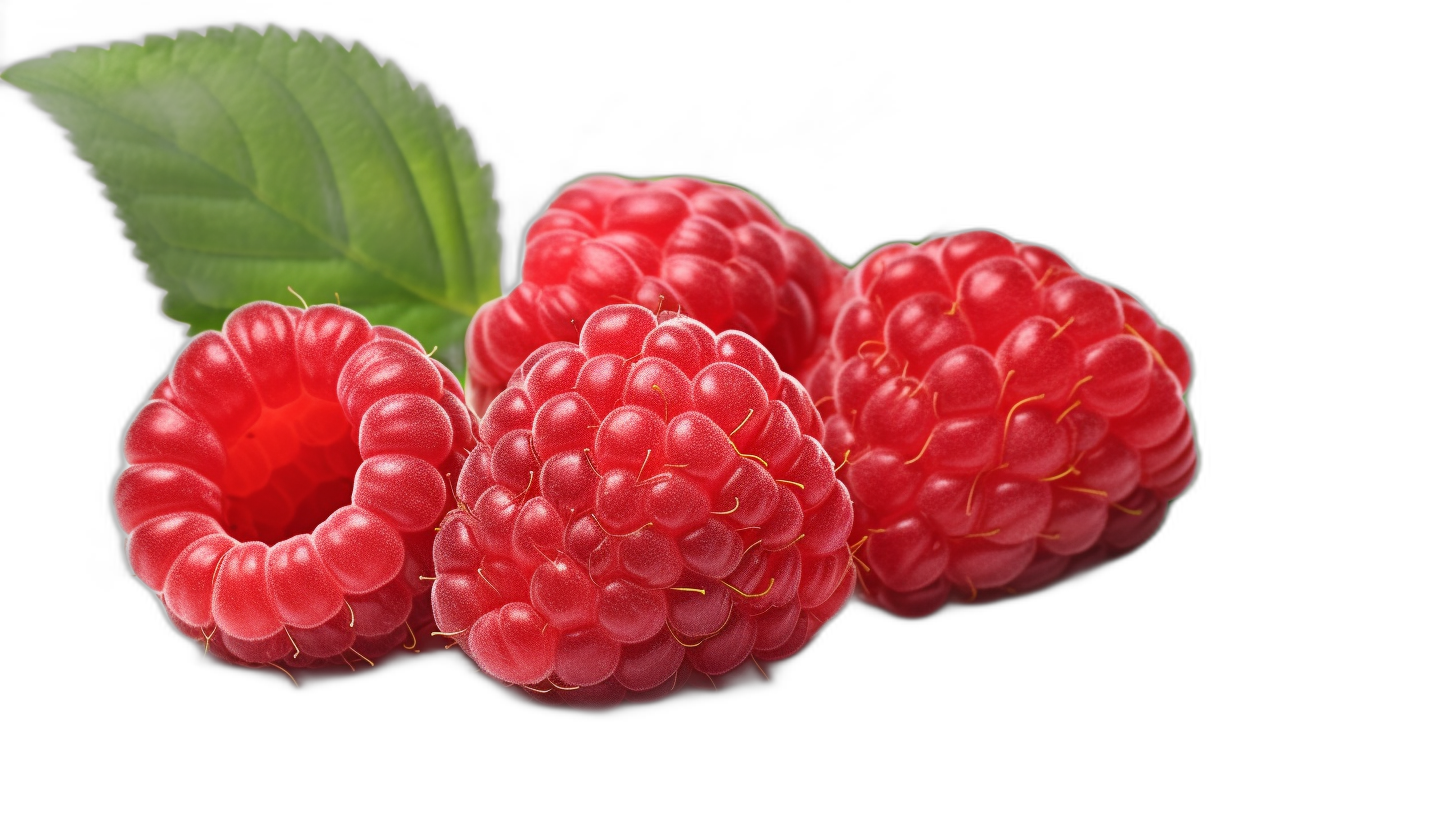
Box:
[116,302,475,670]
[801,231,1197,616]
[464,175,845,414]
[435,304,854,702]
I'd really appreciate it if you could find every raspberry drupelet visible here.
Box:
[464,175,846,414]
[116,302,475,670]
[435,304,854,703]
[800,231,1197,616]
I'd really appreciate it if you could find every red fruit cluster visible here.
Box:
[801,231,1196,616]
[434,304,854,702]
[116,302,474,668]
[464,175,845,413]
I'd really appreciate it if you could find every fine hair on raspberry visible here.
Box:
[434,303,855,703]
[464,175,846,413]
[801,230,1197,616]
[116,301,476,669]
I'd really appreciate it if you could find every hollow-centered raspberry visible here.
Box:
[464,175,846,413]
[435,304,854,703]
[801,231,1197,616]
[116,302,476,669]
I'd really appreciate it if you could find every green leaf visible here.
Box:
[3,26,500,377]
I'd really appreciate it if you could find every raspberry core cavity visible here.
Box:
[116,302,474,669]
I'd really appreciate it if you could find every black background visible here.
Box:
[0,3,1257,763]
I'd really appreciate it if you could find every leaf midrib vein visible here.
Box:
[320,51,453,303]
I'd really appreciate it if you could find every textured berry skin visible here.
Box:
[464,175,846,414]
[801,231,1197,616]
[436,304,853,703]
[116,302,474,669]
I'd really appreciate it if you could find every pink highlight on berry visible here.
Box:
[127,512,224,591]
[435,304,853,701]
[464,176,846,413]
[116,303,473,670]
[802,229,1197,616]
